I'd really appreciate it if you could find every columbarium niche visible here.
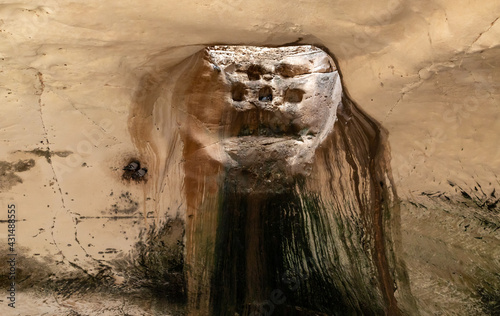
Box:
[130,45,415,316]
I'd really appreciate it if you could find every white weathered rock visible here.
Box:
[0,1,499,315]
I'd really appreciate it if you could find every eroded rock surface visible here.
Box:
[0,1,499,315]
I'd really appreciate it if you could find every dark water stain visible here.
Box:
[477,282,500,315]
[208,95,404,315]
[0,159,35,191]
[210,169,389,315]
[23,148,72,163]
[13,159,36,172]
[0,246,113,298]
[112,217,187,305]
[106,191,139,215]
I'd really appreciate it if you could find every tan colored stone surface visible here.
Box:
[0,1,499,315]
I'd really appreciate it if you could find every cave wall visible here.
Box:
[0,1,499,315]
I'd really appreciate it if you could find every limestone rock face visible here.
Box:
[128,45,412,315]
[202,46,340,190]
[0,1,499,315]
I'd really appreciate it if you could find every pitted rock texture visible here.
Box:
[201,46,342,194]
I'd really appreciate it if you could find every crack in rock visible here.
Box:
[36,71,104,273]
[467,16,500,53]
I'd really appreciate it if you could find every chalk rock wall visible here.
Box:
[0,1,499,315]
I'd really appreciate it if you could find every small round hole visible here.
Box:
[247,65,265,81]
[284,89,305,103]
[258,86,273,102]
[231,83,247,101]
